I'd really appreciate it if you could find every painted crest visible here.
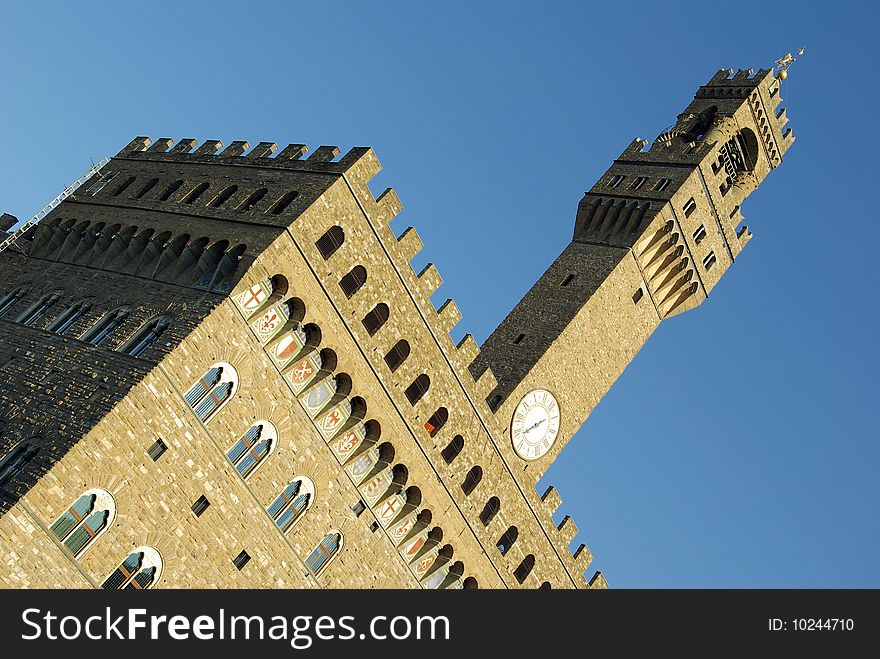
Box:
[402,530,429,561]
[361,469,393,504]
[413,549,439,579]
[376,493,405,526]
[328,423,367,463]
[389,513,418,545]
[300,377,337,417]
[285,353,321,394]
[345,448,379,484]
[422,567,449,590]
[252,303,288,341]
[271,326,307,367]
[318,400,351,440]
[236,283,268,313]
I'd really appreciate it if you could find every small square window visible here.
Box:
[654,178,672,192]
[632,288,644,304]
[610,174,626,188]
[351,501,366,517]
[191,495,210,517]
[633,176,648,190]
[369,521,380,533]
[147,438,167,461]
[513,333,526,345]
[233,550,250,570]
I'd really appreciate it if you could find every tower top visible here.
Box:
[774,47,806,80]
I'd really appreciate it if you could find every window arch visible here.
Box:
[339,265,366,298]
[184,362,238,422]
[209,185,238,208]
[118,315,172,357]
[424,407,448,437]
[514,554,535,584]
[0,438,41,490]
[539,581,552,590]
[16,290,63,326]
[462,577,479,589]
[441,435,464,464]
[226,421,277,479]
[267,476,315,534]
[49,488,115,558]
[101,546,163,589]
[80,306,131,346]
[384,339,410,372]
[497,526,518,556]
[480,496,500,526]
[112,176,136,197]
[158,180,184,202]
[0,286,28,317]
[461,465,482,495]
[306,530,343,576]
[315,226,344,259]
[239,188,268,212]
[182,182,210,204]
[46,299,94,335]
[362,303,389,335]
[405,374,430,405]
[269,191,298,215]
[135,178,160,199]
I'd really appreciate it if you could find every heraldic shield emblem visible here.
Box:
[236,282,268,314]
[285,352,322,394]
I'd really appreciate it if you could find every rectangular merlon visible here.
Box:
[540,486,562,516]
[375,188,402,223]
[117,136,151,155]
[417,263,443,298]
[557,515,578,545]
[246,142,278,158]
[436,299,461,334]
[456,334,479,365]
[219,141,250,157]
[169,138,197,154]
[572,543,593,569]
[396,227,423,262]
[588,570,607,589]
[276,144,308,160]
[308,146,340,162]
[194,140,223,155]
[146,138,173,153]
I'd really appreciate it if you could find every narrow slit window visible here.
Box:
[135,178,160,199]
[632,288,644,304]
[693,225,707,244]
[233,550,250,570]
[182,182,210,204]
[112,176,136,197]
[209,185,238,208]
[609,174,626,188]
[147,438,167,461]
[703,251,717,271]
[561,273,576,287]
[158,180,183,202]
[633,176,648,190]
[239,188,268,212]
[191,495,210,517]
[513,333,525,345]
[683,197,697,217]
[654,178,672,192]
[269,191,298,215]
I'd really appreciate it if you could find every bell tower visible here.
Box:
[471,65,796,485]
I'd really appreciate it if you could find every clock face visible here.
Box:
[510,389,560,461]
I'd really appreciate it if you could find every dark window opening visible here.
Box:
[461,466,482,496]
[147,438,167,461]
[135,178,160,199]
[441,435,464,463]
[209,185,238,208]
[351,501,366,517]
[633,176,648,190]
[609,174,626,188]
[269,191,298,215]
[480,497,500,525]
[513,333,525,345]
[384,339,410,372]
[112,176,136,197]
[683,197,697,217]
[514,554,535,584]
[362,303,389,335]
[497,526,518,555]
[191,495,210,517]
[159,180,183,202]
[339,265,367,298]
[693,225,707,245]
[561,273,576,287]
[316,226,345,259]
[405,374,430,405]
[703,251,717,270]
[632,288,644,304]
[232,550,250,570]
[239,188,268,212]
[424,407,448,437]
[182,182,210,204]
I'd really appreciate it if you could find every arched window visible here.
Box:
[424,407,448,437]
[384,339,410,372]
[112,176,136,196]
[209,185,238,208]
[182,182,210,204]
[339,265,366,298]
[0,439,40,489]
[441,435,464,464]
[269,191,298,215]
[462,577,479,589]
[362,303,389,335]
[239,188,268,212]
[0,286,28,317]
[315,226,344,259]
[118,315,172,357]
[479,496,500,526]
[49,488,115,558]
[184,362,238,422]
[46,300,93,335]
[461,466,482,495]
[158,180,184,202]
[80,306,131,346]
[497,526,518,556]
[266,477,315,534]
[16,290,63,326]
[226,421,276,479]
[539,581,552,590]
[405,374,430,405]
[101,546,163,589]
[514,554,535,584]
[306,531,343,576]
[135,178,160,199]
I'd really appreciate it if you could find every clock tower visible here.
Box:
[471,66,796,485]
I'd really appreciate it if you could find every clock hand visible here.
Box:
[524,418,547,434]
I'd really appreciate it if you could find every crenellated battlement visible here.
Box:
[538,485,602,587]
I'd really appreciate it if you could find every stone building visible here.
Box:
[0,66,794,589]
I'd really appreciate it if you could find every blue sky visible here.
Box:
[1,2,877,587]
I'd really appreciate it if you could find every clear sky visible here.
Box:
[1,1,877,588]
